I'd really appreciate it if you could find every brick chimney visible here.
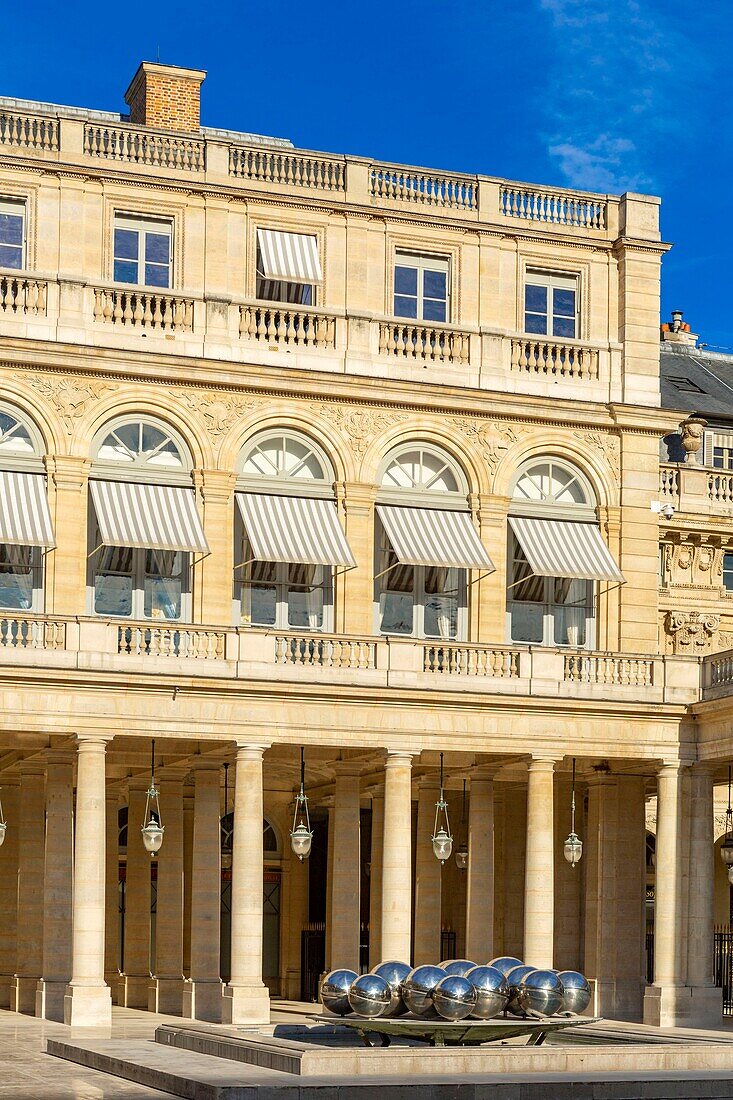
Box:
[660,310,698,347]
[124,62,206,132]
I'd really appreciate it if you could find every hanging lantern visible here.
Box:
[454,779,468,870]
[0,788,6,848]
[141,739,164,856]
[290,747,313,861]
[432,752,453,864]
[721,766,733,873]
[563,758,582,868]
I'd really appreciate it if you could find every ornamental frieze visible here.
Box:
[661,538,726,589]
[452,419,526,474]
[572,429,621,484]
[664,610,722,654]
[17,373,118,436]
[313,404,410,456]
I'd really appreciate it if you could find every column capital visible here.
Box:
[76,734,114,751]
[384,750,413,768]
[332,761,363,779]
[18,761,46,777]
[191,758,222,774]
[44,749,75,767]
[657,760,687,777]
[233,741,272,757]
[527,755,560,772]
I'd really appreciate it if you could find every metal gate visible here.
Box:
[714,928,733,1014]
[300,922,325,1002]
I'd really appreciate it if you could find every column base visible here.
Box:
[221,982,270,1026]
[148,976,184,1015]
[119,974,150,1009]
[0,974,13,1010]
[35,979,69,1022]
[11,976,39,1014]
[643,983,722,1028]
[612,978,644,1023]
[104,971,120,1005]
[182,978,223,1023]
[588,977,616,1018]
[63,983,112,1027]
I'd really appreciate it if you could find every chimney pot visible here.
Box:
[124,62,206,132]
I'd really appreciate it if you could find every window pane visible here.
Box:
[379,590,413,634]
[551,603,587,646]
[0,244,22,269]
[525,312,548,334]
[288,585,323,628]
[144,550,183,620]
[98,545,134,572]
[249,585,277,625]
[525,284,547,313]
[553,288,576,316]
[423,298,447,322]
[724,554,733,591]
[394,266,418,295]
[509,601,543,643]
[94,573,133,616]
[145,232,170,264]
[0,546,33,610]
[423,269,446,299]
[424,592,457,638]
[144,263,170,288]
[114,260,138,284]
[394,294,418,318]
[0,213,23,246]
[553,315,576,338]
[114,228,138,261]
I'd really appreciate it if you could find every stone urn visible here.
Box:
[680,416,707,464]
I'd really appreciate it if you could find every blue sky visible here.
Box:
[9,0,733,349]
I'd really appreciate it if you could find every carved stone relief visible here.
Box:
[452,419,526,475]
[665,610,722,654]
[573,429,621,484]
[314,404,410,456]
[18,373,118,436]
[661,537,726,589]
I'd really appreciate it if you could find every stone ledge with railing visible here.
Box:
[378,321,471,365]
[511,337,599,381]
[92,286,195,333]
[0,106,661,243]
[0,274,47,316]
[239,304,336,349]
[659,463,733,515]
[0,614,704,704]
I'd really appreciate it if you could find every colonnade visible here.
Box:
[0,740,723,1030]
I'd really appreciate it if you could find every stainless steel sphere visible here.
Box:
[505,964,537,1015]
[320,968,358,1016]
[347,973,392,1018]
[442,959,478,978]
[370,960,411,1016]
[432,974,477,1021]
[517,969,565,1017]
[557,970,591,1015]
[402,965,446,1017]
[465,965,509,1020]
[489,956,524,977]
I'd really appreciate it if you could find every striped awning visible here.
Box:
[90,480,209,553]
[256,229,322,285]
[508,516,624,582]
[236,493,355,567]
[0,470,55,547]
[376,505,494,570]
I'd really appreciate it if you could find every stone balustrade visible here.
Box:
[0,614,705,704]
[239,304,336,349]
[708,472,733,506]
[378,320,471,365]
[229,146,345,191]
[92,286,194,333]
[84,122,204,171]
[511,336,599,381]
[0,274,47,316]
[658,463,733,516]
[659,465,680,501]
[369,164,478,211]
[0,108,59,151]
[500,185,606,229]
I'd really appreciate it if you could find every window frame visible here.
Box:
[393,251,451,324]
[254,231,320,307]
[91,416,192,487]
[523,269,579,340]
[704,429,733,470]
[723,552,733,593]
[0,199,26,272]
[0,544,43,613]
[112,214,173,290]
[0,403,46,612]
[86,529,191,622]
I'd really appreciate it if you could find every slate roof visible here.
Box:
[660,343,733,424]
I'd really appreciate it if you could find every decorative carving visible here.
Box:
[572,429,621,483]
[19,373,117,435]
[680,416,707,465]
[453,419,525,474]
[661,537,729,590]
[315,404,409,456]
[665,610,721,654]
[176,390,263,444]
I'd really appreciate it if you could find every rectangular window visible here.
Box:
[0,200,25,270]
[239,538,330,630]
[0,544,40,610]
[724,553,733,592]
[507,536,594,647]
[394,252,450,323]
[113,216,172,288]
[91,541,187,620]
[524,271,578,338]
[375,522,464,639]
[255,229,321,306]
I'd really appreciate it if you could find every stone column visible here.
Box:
[12,764,45,1013]
[368,792,384,968]
[182,761,222,1021]
[149,775,185,1014]
[381,752,413,964]
[104,788,119,997]
[613,776,646,1021]
[686,765,722,1027]
[500,783,527,960]
[328,765,361,973]
[222,744,271,1024]
[584,775,618,1016]
[182,784,194,978]
[324,804,335,970]
[64,735,113,1027]
[523,757,557,969]
[36,753,74,1021]
[644,763,684,1026]
[120,781,151,1008]
[553,774,582,973]
[466,770,495,961]
[0,783,19,1007]
[413,780,441,965]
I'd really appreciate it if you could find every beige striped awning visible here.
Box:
[237,493,355,567]
[376,505,494,570]
[508,516,624,583]
[256,229,322,284]
[0,470,55,547]
[90,480,209,553]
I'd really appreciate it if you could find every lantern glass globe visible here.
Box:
[141,819,164,855]
[721,836,733,867]
[0,821,6,848]
[564,832,583,867]
[432,828,453,863]
[454,843,468,870]
[290,823,313,861]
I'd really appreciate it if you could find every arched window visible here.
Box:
[236,430,347,632]
[88,416,201,623]
[0,404,50,613]
[507,458,600,649]
[220,813,280,857]
[375,443,482,640]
